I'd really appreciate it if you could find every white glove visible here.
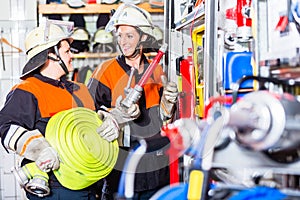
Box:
[110,95,141,125]
[97,96,140,142]
[10,128,60,172]
[160,75,178,118]
[35,146,60,172]
[97,110,120,142]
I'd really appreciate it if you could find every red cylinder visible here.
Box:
[236,0,252,28]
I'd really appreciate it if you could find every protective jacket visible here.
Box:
[88,54,170,192]
[0,74,95,192]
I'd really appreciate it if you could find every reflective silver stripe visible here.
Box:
[100,105,108,111]
[4,125,27,151]
[124,124,130,147]
[3,125,18,149]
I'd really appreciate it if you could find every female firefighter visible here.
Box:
[0,22,139,199]
[87,4,179,200]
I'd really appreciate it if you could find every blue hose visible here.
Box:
[117,139,147,199]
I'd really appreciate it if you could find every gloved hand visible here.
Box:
[110,95,141,125]
[97,96,140,142]
[97,110,120,142]
[35,146,60,172]
[160,75,178,119]
[11,128,60,172]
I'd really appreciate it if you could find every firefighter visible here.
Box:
[87,4,178,200]
[0,22,139,199]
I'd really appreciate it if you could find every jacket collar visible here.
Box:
[33,73,80,92]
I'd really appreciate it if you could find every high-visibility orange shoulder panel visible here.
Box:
[91,58,165,109]
[14,77,95,118]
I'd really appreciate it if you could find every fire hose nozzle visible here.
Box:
[121,43,168,109]
[13,162,50,197]
[159,43,168,53]
[121,85,143,109]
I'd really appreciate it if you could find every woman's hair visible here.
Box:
[48,39,71,54]
[136,28,160,53]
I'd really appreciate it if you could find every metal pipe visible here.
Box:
[121,43,168,108]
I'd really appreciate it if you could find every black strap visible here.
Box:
[54,45,69,75]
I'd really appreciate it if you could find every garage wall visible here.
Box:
[0,0,37,199]
[0,1,164,200]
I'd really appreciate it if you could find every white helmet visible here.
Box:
[22,22,73,79]
[105,3,154,38]
[66,0,85,8]
[93,28,114,44]
[92,27,115,53]
[152,25,163,42]
[101,0,119,4]
[120,0,142,5]
[71,27,90,41]
[70,27,90,53]
[25,23,73,60]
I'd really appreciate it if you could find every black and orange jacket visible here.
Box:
[0,74,95,147]
[88,54,165,140]
[88,54,170,192]
[88,54,164,110]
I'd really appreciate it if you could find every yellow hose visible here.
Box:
[45,107,119,190]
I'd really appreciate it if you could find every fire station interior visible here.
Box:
[1,0,300,199]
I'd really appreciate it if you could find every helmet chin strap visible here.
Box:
[48,45,69,75]
[128,46,141,59]
[118,42,141,59]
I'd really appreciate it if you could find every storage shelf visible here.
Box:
[174,4,205,30]
[73,52,118,59]
[73,52,157,59]
[38,3,164,14]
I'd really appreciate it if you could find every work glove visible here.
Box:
[11,128,60,172]
[160,75,178,119]
[97,96,140,142]
[110,95,140,125]
[97,110,120,142]
[35,146,60,172]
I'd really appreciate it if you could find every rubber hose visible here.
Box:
[45,107,119,190]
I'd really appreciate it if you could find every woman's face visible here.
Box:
[59,40,73,72]
[116,25,140,57]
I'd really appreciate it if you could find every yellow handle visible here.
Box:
[187,170,205,200]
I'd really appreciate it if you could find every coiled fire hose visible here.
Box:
[46,107,119,189]
[14,107,119,196]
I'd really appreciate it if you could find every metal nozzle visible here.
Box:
[121,85,143,109]
[26,177,50,197]
[13,163,50,197]
[159,43,168,53]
